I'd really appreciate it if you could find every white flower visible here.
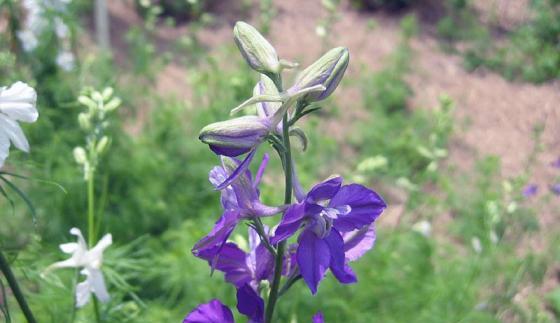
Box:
[56,50,75,71]
[0,82,38,168]
[45,228,112,308]
[471,237,482,254]
[412,220,432,237]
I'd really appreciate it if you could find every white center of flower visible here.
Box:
[311,204,351,238]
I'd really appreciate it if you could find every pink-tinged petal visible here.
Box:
[236,284,264,323]
[216,149,257,191]
[306,177,342,203]
[342,224,376,262]
[312,312,325,323]
[297,230,330,295]
[183,299,234,323]
[271,203,305,244]
[192,210,240,256]
[331,184,386,232]
[324,230,357,284]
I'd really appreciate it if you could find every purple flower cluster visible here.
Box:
[185,21,386,322]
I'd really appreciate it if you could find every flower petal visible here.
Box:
[306,177,342,204]
[331,184,386,232]
[183,299,235,323]
[271,203,305,244]
[196,242,252,288]
[192,210,240,256]
[0,82,38,123]
[0,115,29,152]
[216,149,257,191]
[88,268,110,303]
[342,224,376,262]
[297,230,330,294]
[236,284,264,323]
[324,230,357,284]
[312,312,325,323]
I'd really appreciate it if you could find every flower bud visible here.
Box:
[290,47,349,102]
[78,113,91,130]
[73,146,87,165]
[199,116,270,157]
[233,21,280,74]
[96,136,109,154]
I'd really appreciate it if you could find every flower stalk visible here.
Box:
[0,251,37,323]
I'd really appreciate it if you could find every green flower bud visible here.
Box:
[233,21,280,74]
[73,146,87,165]
[290,47,349,102]
[78,112,91,130]
[96,136,109,154]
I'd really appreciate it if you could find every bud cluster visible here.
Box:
[74,87,121,180]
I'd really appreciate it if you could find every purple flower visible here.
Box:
[551,157,560,169]
[183,299,234,323]
[522,184,538,198]
[312,312,325,323]
[271,177,386,294]
[196,227,274,289]
[550,183,560,196]
[192,154,283,260]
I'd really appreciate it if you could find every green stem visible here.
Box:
[86,149,101,323]
[265,110,292,323]
[0,251,37,323]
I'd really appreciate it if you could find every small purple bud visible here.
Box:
[522,184,538,198]
[199,116,271,157]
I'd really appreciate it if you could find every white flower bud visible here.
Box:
[73,146,87,165]
[96,136,109,154]
[233,21,280,74]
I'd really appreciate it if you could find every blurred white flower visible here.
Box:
[412,220,432,237]
[0,82,38,168]
[45,228,112,308]
[56,50,75,71]
[471,237,482,254]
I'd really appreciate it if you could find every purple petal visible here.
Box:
[551,157,560,169]
[297,230,331,294]
[342,224,376,262]
[210,145,251,157]
[253,153,270,189]
[209,166,238,210]
[216,149,257,190]
[306,177,343,204]
[331,184,386,232]
[196,242,252,288]
[522,184,538,198]
[183,299,234,323]
[324,230,357,284]
[192,210,240,256]
[254,243,274,282]
[236,284,264,323]
[550,183,560,196]
[271,203,305,244]
[312,312,325,323]
[221,156,259,211]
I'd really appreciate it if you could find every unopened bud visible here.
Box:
[78,113,91,130]
[199,116,270,157]
[73,146,87,164]
[233,21,280,74]
[290,47,349,102]
[96,136,109,154]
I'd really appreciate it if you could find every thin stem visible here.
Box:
[0,251,37,323]
[86,148,101,323]
[265,110,292,323]
[251,219,277,258]
[278,274,302,297]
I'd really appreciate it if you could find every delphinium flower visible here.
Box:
[522,184,538,198]
[271,177,386,293]
[190,20,385,322]
[44,228,112,308]
[18,0,75,71]
[0,81,38,168]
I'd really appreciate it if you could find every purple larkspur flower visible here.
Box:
[183,299,234,323]
[312,312,325,323]
[184,291,264,323]
[550,183,560,196]
[271,177,386,294]
[522,184,538,198]
[192,154,283,259]
[196,227,274,289]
